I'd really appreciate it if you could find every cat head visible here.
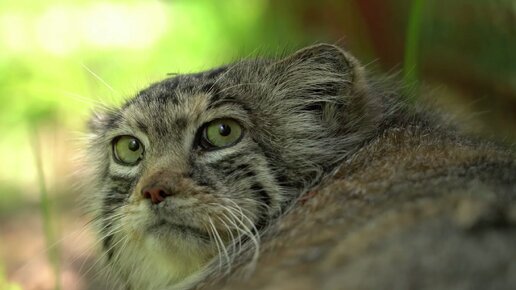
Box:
[85,44,375,288]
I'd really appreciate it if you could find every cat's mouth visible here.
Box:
[147,220,211,242]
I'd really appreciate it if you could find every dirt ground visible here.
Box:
[0,203,112,290]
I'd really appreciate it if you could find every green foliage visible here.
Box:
[30,125,61,290]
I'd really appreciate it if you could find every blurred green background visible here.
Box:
[0,0,515,289]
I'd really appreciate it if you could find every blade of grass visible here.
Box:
[30,125,61,290]
[403,0,425,101]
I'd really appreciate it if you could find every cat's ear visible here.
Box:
[270,43,368,100]
[269,44,371,132]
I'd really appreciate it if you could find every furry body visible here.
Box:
[84,44,516,289]
[204,125,516,290]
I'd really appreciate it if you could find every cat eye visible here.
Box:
[112,135,144,165]
[200,118,243,149]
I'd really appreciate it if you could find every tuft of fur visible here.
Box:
[83,44,516,290]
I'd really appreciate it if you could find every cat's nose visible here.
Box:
[142,186,173,204]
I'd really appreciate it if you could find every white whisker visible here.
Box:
[81,63,117,94]
[208,216,231,273]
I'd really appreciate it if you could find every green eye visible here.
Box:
[201,118,243,149]
[113,135,144,165]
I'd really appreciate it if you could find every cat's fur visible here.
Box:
[85,44,516,290]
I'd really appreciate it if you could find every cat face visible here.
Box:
[85,44,371,288]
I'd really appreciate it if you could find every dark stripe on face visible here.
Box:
[102,231,115,261]
[254,216,268,233]
[250,182,271,208]
[100,182,133,261]
[174,117,189,130]
[103,111,123,131]
[136,120,148,134]
[253,142,301,190]
[194,176,213,188]
[223,164,256,183]
[104,193,127,204]
[100,198,126,261]
[206,151,248,172]
[198,79,251,113]
[108,186,131,196]
[244,170,256,179]
[215,164,257,182]
[109,174,133,183]
[100,204,116,262]
[206,96,252,113]
[225,163,250,177]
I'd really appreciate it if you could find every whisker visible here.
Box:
[209,216,231,273]
[79,228,127,282]
[77,220,125,276]
[216,215,238,255]
[106,235,131,283]
[207,218,224,271]
[74,205,129,275]
[81,63,118,94]
[225,205,261,263]
[218,211,248,257]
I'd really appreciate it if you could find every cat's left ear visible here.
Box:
[268,44,371,131]
[270,43,368,100]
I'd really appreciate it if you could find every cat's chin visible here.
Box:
[146,220,211,241]
[141,220,212,252]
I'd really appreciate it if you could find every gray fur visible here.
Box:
[85,44,380,289]
[84,44,516,290]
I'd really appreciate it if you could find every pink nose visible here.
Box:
[142,186,172,204]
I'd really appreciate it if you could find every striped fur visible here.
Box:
[84,44,384,289]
